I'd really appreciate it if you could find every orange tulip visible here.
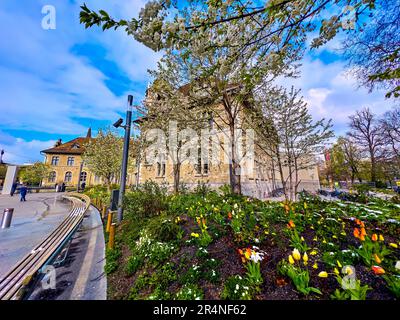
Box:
[371,265,385,275]
[245,248,252,260]
[373,254,382,264]
[360,227,367,237]
[287,220,295,228]
[371,234,378,242]
[353,228,360,238]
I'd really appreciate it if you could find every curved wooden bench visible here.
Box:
[0,193,91,300]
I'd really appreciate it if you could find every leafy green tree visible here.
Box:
[19,162,50,186]
[331,136,362,183]
[83,129,125,191]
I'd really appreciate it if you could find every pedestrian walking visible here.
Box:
[20,184,28,202]
[61,182,66,192]
[81,182,86,191]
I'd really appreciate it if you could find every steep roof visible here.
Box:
[41,137,93,155]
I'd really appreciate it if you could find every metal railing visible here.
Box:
[0,193,90,300]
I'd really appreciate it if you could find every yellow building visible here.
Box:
[41,128,99,187]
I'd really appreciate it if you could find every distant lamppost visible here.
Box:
[77,161,84,192]
[114,95,133,223]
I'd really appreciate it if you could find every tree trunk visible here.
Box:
[173,162,181,194]
[275,147,288,201]
[229,122,241,195]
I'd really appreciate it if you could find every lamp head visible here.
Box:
[113,118,124,128]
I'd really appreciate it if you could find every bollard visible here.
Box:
[106,211,114,233]
[1,208,14,229]
[108,223,116,249]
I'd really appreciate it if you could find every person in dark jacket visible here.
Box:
[80,182,86,191]
[10,182,18,196]
[61,182,66,192]
[19,184,28,202]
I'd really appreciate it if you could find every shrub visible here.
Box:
[104,247,121,275]
[147,214,182,242]
[124,181,168,219]
[194,182,211,197]
[175,284,204,300]
[221,275,252,300]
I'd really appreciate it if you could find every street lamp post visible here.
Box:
[115,95,133,223]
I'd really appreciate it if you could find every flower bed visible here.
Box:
[106,186,400,300]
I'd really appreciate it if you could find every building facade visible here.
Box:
[41,129,98,187]
[136,88,321,198]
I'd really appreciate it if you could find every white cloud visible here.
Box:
[0,131,55,165]
[0,0,161,135]
[279,55,395,137]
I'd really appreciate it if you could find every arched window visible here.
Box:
[48,171,56,182]
[80,171,87,183]
[64,171,72,182]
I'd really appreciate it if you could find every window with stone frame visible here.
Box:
[157,162,166,177]
[67,156,75,166]
[48,171,56,182]
[51,156,59,166]
[64,171,72,182]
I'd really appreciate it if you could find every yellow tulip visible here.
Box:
[379,235,384,241]
[334,268,339,275]
[344,266,353,275]
[288,255,295,265]
[318,271,328,278]
[310,250,318,256]
[303,252,309,263]
[292,249,301,261]
[191,232,199,238]
[337,260,342,268]
[301,236,305,242]
[312,262,318,269]
[389,243,398,249]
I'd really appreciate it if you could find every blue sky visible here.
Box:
[0,1,395,164]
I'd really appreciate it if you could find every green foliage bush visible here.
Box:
[105,247,121,275]
[124,181,168,219]
[221,275,252,300]
[146,214,182,242]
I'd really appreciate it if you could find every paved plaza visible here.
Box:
[0,192,71,279]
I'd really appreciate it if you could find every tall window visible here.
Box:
[157,162,166,177]
[64,171,72,182]
[67,156,74,166]
[51,156,59,166]
[48,171,56,183]
[195,148,209,175]
[80,171,87,183]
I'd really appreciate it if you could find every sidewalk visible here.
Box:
[0,193,71,279]
[29,205,107,300]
